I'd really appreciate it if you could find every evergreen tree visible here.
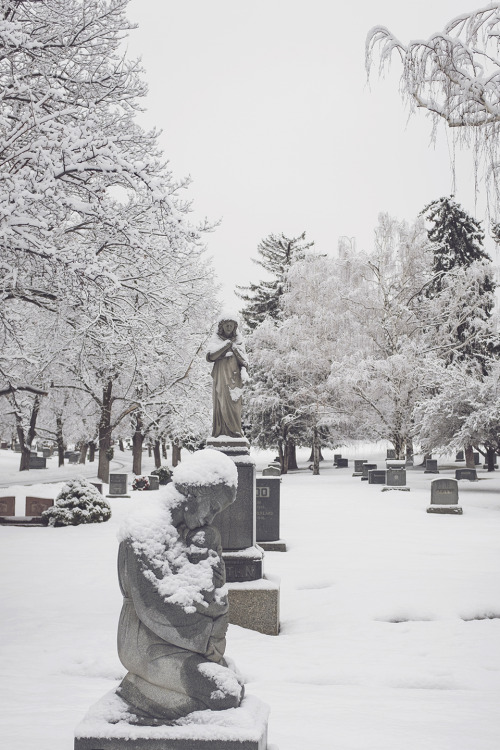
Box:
[236,232,313,330]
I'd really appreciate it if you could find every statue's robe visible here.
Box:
[116,527,242,721]
[207,335,248,438]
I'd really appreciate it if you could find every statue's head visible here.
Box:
[216,310,240,340]
[170,449,238,529]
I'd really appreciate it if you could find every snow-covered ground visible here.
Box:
[1,444,499,750]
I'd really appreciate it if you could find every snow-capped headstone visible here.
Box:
[353,459,367,476]
[147,474,160,491]
[382,468,410,492]
[361,463,377,481]
[262,465,281,476]
[427,478,462,514]
[107,474,129,498]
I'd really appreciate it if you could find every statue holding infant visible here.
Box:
[116,449,244,723]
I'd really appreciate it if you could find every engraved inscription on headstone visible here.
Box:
[256,477,280,542]
[361,463,377,481]
[387,468,406,486]
[368,470,386,484]
[427,478,462,514]
[223,559,263,582]
[25,497,53,515]
[0,496,15,516]
[108,474,129,497]
[455,468,478,481]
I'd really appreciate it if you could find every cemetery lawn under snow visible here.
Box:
[1,445,499,750]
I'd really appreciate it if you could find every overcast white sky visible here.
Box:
[126,0,499,308]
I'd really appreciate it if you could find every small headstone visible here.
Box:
[368,469,386,484]
[42,448,52,458]
[386,449,396,459]
[68,453,80,464]
[427,478,462,514]
[336,458,348,468]
[382,468,410,492]
[256,477,281,543]
[0,496,15,515]
[29,451,37,458]
[147,475,160,491]
[262,465,281,476]
[473,452,480,465]
[25,497,53,515]
[0,441,9,450]
[107,474,130,498]
[352,459,367,476]
[424,459,439,474]
[455,468,477,482]
[28,456,47,470]
[333,454,342,466]
[455,450,465,462]
[64,450,72,458]
[14,442,22,452]
[90,483,103,494]
[361,463,377,481]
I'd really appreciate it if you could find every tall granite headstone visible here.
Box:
[427,478,462,514]
[107,474,130,498]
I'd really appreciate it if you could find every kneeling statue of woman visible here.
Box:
[116,450,244,723]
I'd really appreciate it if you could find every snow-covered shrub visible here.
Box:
[150,465,173,485]
[132,475,150,491]
[42,479,111,527]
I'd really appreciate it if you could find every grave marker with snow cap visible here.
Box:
[427,478,462,514]
[382,467,410,491]
[352,459,367,476]
[74,448,270,750]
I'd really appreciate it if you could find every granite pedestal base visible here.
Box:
[227,577,280,635]
[74,691,269,750]
[426,505,463,514]
[257,540,287,552]
[0,515,44,526]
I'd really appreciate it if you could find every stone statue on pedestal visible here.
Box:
[116,450,244,724]
[206,313,249,439]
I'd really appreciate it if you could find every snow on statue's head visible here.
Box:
[216,309,240,340]
[170,449,238,530]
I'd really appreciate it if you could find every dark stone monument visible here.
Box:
[333,453,342,466]
[368,469,386,484]
[28,456,47,470]
[90,483,103,494]
[147,474,160,491]
[107,474,130,498]
[262,464,281,476]
[336,457,349,468]
[386,458,405,469]
[455,468,478,481]
[382,468,410,492]
[424,459,439,474]
[68,453,80,464]
[455,450,465,461]
[0,496,15,515]
[473,452,480,465]
[42,448,52,458]
[352,459,367,477]
[25,497,53,515]
[386,449,396,459]
[361,463,377,481]
[256,476,285,551]
[1,441,9,449]
[427,478,462,514]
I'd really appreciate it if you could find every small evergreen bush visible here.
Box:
[42,479,111,527]
[150,465,173,485]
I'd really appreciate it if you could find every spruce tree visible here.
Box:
[236,232,313,330]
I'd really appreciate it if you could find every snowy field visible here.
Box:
[1,444,500,750]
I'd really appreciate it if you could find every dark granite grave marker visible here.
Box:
[262,465,280,476]
[368,469,386,484]
[336,458,349,468]
[68,453,80,464]
[455,468,478,481]
[455,450,465,461]
[473,452,480,465]
[353,459,367,476]
[42,448,52,458]
[361,463,377,481]
[427,478,462,514]
[0,496,15,515]
[28,456,47,470]
[14,443,21,452]
[382,467,410,492]
[256,477,280,542]
[424,459,439,474]
[0,441,9,449]
[386,449,396,459]
[147,475,160,491]
[25,497,53,515]
[333,454,342,466]
[90,483,103,494]
[107,474,130,497]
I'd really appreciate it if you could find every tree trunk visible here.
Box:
[56,416,65,466]
[312,427,320,475]
[172,443,182,467]
[277,440,286,474]
[88,441,96,462]
[486,447,496,472]
[308,445,323,462]
[286,438,298,470]
[79,442,88,464]
[153,439,161,468]
[97,380,113,483]
[132,412,144,475]
[465,444,475,469]
[161,439,168,460]
[147,441,152,458]
[405,438,414,464]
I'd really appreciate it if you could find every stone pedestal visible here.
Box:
[228,578,280,636]
[74,691,270,750]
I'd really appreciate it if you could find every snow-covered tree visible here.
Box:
[236,232,313,331]
[366,4,500,209]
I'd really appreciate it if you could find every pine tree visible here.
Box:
[236,232,313,330]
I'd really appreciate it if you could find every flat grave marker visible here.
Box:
[0,496,15,515]
[25,497,53,515]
